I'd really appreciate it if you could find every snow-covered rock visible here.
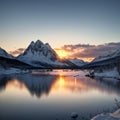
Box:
[110,109,120,118]
[70,112,78,119]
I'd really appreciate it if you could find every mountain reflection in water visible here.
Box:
[0,72,120,98]
[0,74,58,98]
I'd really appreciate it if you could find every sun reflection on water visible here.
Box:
[59,76,65,88]
[51,75,87,94]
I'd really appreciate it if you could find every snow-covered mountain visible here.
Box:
[92,48,120,63]
[0,47,13,59]
[68,58,87,67]
[0,47,33,69]
[17,40,68,68]
[83,48,120,71]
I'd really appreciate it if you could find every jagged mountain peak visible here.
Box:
[17,40,61,67]
[27,40,44,51]
[36,39,43,44]
[34,40,44,47]
[30,41,34,46]
[45,43,51,47]
[21,40,52,53]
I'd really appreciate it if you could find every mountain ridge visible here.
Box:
[0,40,87,69]
[4,40,120,69]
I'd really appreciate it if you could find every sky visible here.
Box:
[0,0,120,61]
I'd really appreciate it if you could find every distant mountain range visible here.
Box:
[0,40,87,69]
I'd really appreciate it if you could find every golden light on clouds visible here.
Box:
[55,49,68,59]
[54,42,120,62]
[55,47,92,62]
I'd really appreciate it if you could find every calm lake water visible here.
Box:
[0,70,120,120]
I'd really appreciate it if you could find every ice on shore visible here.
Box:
[91,109,120,120]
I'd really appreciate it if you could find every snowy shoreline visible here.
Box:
[94,69,120,80]
[86,68,120,80]
[91,108,120,120]
[0,67,29,75]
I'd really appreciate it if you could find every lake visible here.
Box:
[0,70,120,120]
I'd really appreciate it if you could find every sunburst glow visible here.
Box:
[55,50,68,59]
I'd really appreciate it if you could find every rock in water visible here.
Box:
[71,112,78,119]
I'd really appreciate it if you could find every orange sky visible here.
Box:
[54,48,94,62]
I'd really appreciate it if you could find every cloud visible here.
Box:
[55,42,120,61]
[9,48,25,56]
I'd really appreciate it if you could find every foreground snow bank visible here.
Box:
[94,68,120,80]
[0,67,29,75]
[91,109,120,120]
[95,69,120,78]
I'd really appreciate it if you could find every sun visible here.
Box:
[56,50,67,59]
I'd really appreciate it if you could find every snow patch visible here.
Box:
[91,109,120,120]
[94,68,120,79]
